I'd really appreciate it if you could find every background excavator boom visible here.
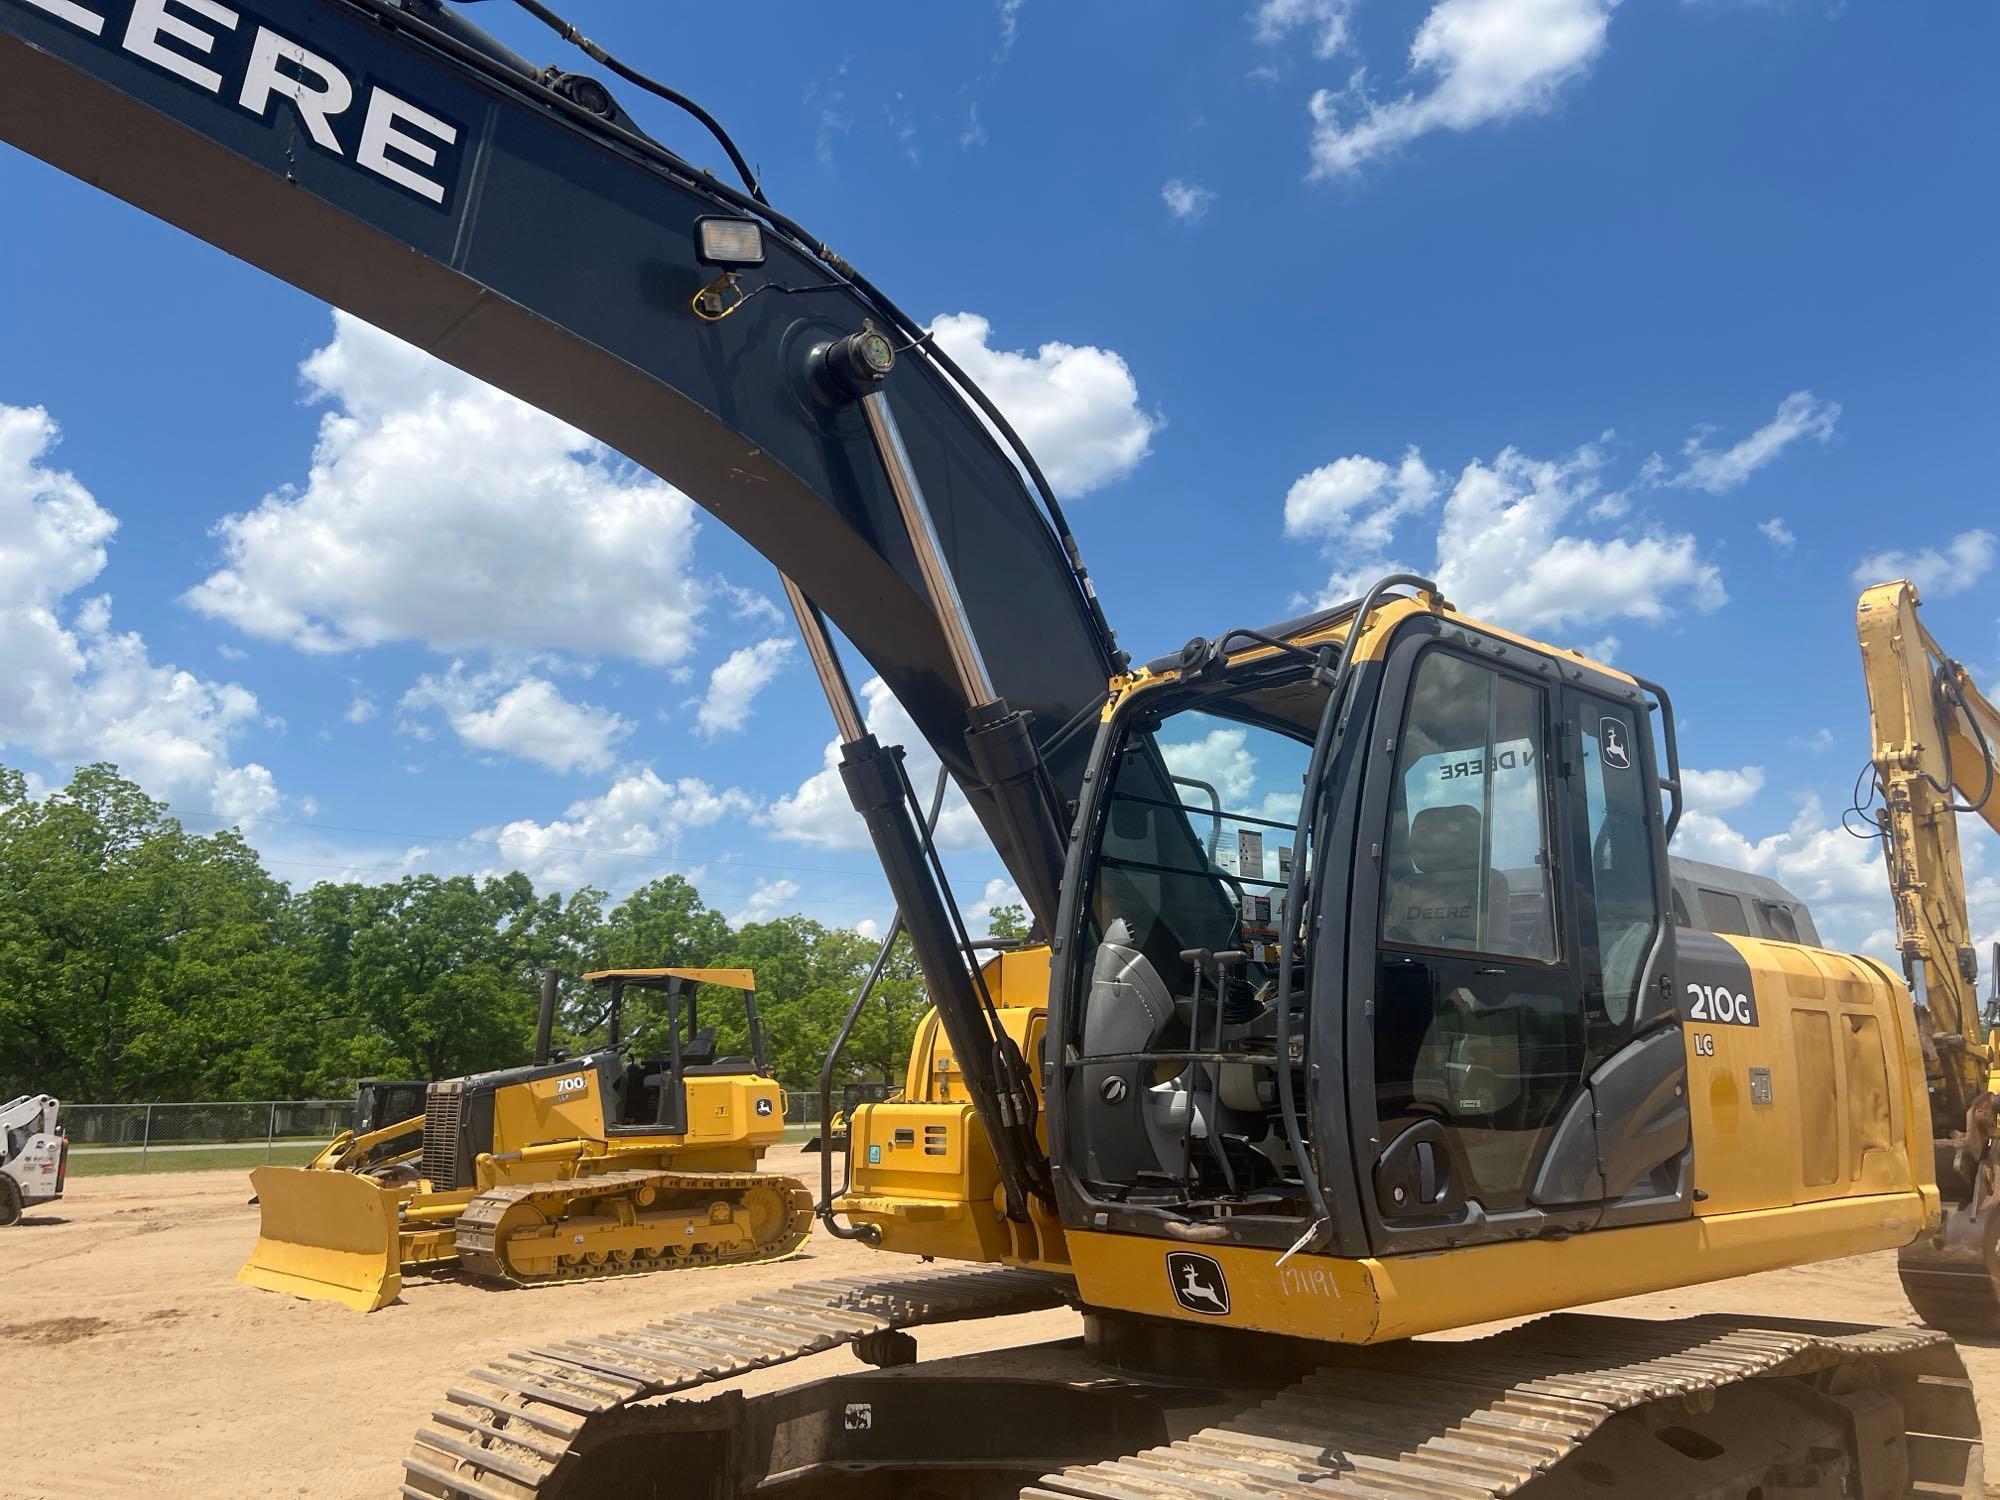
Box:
[1858,578,2000,1128]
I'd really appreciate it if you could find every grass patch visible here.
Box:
[65,1142,326,1177]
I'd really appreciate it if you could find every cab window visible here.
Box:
[1381,651,1556,962]
[1579,701,1660,1026]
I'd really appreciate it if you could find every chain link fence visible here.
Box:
[59,1092,837,1170]
[63,1100,355,1171]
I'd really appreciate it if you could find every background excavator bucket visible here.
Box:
[237,1166,403,1313]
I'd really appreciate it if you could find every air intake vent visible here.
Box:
[422,1081,464,1190]
[924,1123,948,1157]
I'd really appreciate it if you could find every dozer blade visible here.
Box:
[237,1165,403,1312]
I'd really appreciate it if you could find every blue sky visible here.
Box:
[0,0,1995,954]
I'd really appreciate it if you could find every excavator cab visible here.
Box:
[1050,587,1698,1268]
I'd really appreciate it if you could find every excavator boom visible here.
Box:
[0,0,1112,893]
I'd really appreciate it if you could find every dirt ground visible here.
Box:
[2,1145,1994,1499]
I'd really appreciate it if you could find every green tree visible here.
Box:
[0,765,294,1102]
[985,903,1029,941]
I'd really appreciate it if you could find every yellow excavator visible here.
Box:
[239,968,811,1311]
[0,3,1990,1493]
[404,576,1989,1499]
[1857,581,2000,1334]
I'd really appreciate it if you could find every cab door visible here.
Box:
[1350,633,1690,1254]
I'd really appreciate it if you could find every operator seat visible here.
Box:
[1383,805,1511,952]
[1074,921,1264,1194]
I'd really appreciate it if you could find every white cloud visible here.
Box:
[960,104,988,149]
[1438,445,1723,631]
[996,0,1025,58]
[928,313,1159,497]
[732,877,801,927]
[1162,179,1216,224]
[854,917,882,941]
[400,663,632,774]
[1681,765,1765,813]
[1254,0,1358,56]
[0,405,281,820]
[1283,448,1438,552]
[764,676,986,852]
[1673,793,1914,958]
[1307,0,1616,177]
[476,770,755,890]
[186,313,708,665]
[343,684,378,724]
[1160,728,1258,805]
[1759,517,1796,552]
[1853,530,1996,600]
[695,637,794,740]
[1669,390,1840,494]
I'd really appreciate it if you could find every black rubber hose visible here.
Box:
[498,0,768,202]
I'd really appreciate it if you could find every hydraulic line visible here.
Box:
[488,0,769,203]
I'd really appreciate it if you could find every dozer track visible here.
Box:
[452,1169,814,1289]
[403,1265,1984,1500]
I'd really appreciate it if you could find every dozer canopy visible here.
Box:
[584,968,756,991]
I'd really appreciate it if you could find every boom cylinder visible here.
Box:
[857,387,1070,935]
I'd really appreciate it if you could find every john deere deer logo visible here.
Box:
[1600,718,1631,771]
[1166,1252,1230,1316]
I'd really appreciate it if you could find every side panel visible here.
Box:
[678,1076,785,1149]
[491,1065,610,1154]
[1680,931,1929,1219]
[1063,1188,1927,1344]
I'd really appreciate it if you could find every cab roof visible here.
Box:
[582,967,755,992]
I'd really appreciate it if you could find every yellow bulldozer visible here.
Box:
[238,968,811,1312]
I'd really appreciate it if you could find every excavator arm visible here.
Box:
[1858,579,2000,1126]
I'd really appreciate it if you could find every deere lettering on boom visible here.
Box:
[3,2,1994,1495]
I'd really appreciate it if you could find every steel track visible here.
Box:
[452,1169,813,1289]
[401,1267,1982,1500]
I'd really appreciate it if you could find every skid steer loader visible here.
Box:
[238,969,810,1311]
[0,1094,67,1226]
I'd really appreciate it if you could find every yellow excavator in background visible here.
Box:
[1857,581,2000,1333]
[239,968,811,1311]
